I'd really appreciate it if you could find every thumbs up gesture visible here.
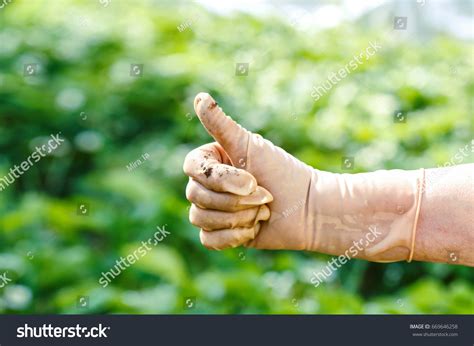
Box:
[183,93,424,264]
[183,92,314,250]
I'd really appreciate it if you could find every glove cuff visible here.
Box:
[307,168,425,262]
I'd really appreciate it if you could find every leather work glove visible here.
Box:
[183,92,424,262]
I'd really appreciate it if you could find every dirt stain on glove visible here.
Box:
[203,166,213,178]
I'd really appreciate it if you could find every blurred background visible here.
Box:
[0,0,473,314]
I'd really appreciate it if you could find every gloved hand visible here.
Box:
[184,92,424,262]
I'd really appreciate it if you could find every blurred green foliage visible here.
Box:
[0,0,473,314]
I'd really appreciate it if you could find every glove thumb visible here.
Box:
[194,92,249,167]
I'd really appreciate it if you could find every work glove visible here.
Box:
[183,93,424,262]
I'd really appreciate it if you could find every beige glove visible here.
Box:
[184,92,425,262]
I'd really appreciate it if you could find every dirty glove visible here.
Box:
[183,93,424,262]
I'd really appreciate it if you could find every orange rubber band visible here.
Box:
[408,168,425,262]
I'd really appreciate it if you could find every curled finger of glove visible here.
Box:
[200,223,262,250]
[186,179,273,212]
[189,204,270,230]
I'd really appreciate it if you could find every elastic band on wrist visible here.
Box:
[408,168,425,262]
